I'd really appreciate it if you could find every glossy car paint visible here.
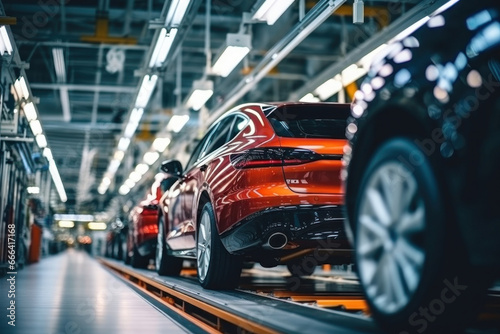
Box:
[160,102,350,259]
[344,0,500,265]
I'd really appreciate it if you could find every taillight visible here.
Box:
[230,148,321,169]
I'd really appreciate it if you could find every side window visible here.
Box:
[228,115,248,142]
[200,116,235,159]
[185,123,220,171]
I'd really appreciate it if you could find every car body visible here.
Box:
[125,174,166,268]
[343,0,500,331]
[156,102,352,288]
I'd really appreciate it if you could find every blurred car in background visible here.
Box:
[105,217,127,260]
[125,174,166,268]
[343,0,500,331]
[156,102,352,289]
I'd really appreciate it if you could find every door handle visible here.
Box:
[200,164,208,172]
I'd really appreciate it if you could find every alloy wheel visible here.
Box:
[197,210,212,281]
[357,161,426,314]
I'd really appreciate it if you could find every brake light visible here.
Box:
[230,148,321,169]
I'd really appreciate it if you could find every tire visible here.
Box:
[353,138,488,333]
[131,245,149,269]
[197,202,242,289]
[156,216,183,276]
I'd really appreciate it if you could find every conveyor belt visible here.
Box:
[99,258,380,334]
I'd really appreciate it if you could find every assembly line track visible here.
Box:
[98,257,381,334]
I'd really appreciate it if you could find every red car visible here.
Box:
[156,102,351,289]
[125,174,165,268]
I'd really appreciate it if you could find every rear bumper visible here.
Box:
[220,205,350,254]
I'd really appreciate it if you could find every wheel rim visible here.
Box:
[156,219,163,271]
[197,210,212,281]
[357,161,426,314]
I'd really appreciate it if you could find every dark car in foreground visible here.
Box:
[344,0,500,332]
[156,102,352,289]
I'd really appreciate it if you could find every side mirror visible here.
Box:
[160,160,183,177]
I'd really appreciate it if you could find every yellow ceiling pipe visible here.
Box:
[81,11,137,44]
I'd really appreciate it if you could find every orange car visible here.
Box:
[156,102,352,289]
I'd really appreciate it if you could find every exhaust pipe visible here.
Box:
[263,232,288,250]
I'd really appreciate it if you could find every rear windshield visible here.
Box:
[266,104,349,139]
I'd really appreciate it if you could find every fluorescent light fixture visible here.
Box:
[117,137,131,151]
[124,108,144,138]
[166,115,189,133]
[186,80,213,111]
[102,177,111,186]
[36,134,47,148]
[391,16,430,43]
[252,0,295,25]
[341,64,368,86]
[124,179,136,188]
[59,87,71,122]
[165,0,191,27]
[14,76,30,100]
[149,28,178,68]
[23,102,37,121]
[315,75,343,100]
[114,150,125,161]
[135,74,158,108]
[88,222,107,230]
[52,48,66,83]
[54,214,94,222]
[143,151,160,165]
[299,93,320,102]
[108,159,121,174]
[27,187,40,194]
[212,33,251,77]
[49,160,67,202]
[0,26,13,55]
[152,137,171,152]
[58,220,75,228]
[43,148,53,161]
[135,163,149,175]
[97,186,107,195]
[129,171,142,182]
[119,185,131,195]
[29,120,43,136]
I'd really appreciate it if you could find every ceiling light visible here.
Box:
[152,137,171,152]
[124,179,136,188]
[27,186,40,194]
[124,108,144,138]
[341,64,367,86]
[135,75,158,108]
[102,177,111,186]
[14,76,30,100]
[165,0,191,27]
[315,75,342,100]
[108,159,121,174]
[166,115,189,133]
[119,185,131,195]
[43,148,53,161]
[49,160,67,202]
[23,102,37,121]
[299,93,320,102]
[149,28,178,68]
[97,186,107,195]
[252,0,295,25]
[59,87,71,122]
[135,163,149,175]
[52,48,66,83]
[29,120,43,136]
[143,151,160,165]
[113,150,125,161]
[129,171,142,182]
[212,33,251,77]
[117,137,131,151]
[88,222,107,230]
[58,220,75,228]
[54,214,94,221]
[186,80,213,111]
[0,26,13,55]
[36,134,47,148]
